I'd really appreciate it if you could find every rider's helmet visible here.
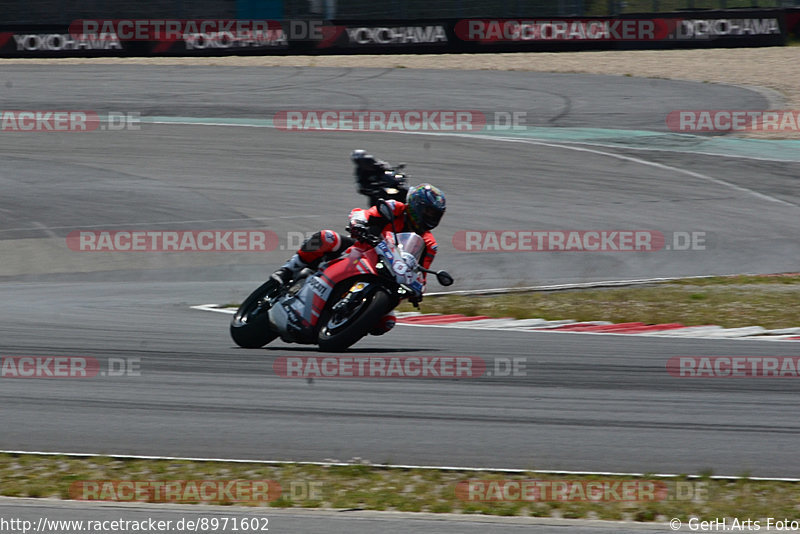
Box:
[406,183,446,232]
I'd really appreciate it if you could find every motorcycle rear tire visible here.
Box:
[230,280,280,348]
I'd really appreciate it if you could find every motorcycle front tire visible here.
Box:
[318,288,392,353]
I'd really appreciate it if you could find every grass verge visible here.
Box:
[2,453,800,522]
[398,274,800,330]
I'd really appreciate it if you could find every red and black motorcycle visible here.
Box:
[230,204,453,352]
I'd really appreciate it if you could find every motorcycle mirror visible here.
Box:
[377,199,394,221]
[436,270,454,286]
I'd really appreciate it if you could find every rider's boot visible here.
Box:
[369,312,397,336]
[271,254,307,286]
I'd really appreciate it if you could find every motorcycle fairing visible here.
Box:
[269,272,333,342]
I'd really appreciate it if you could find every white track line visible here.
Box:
[192,277,702,315]
[191,304,236,315]
[202,302,796,342]
[144,118,800,204]
[395,322,800,342]
[145,118,800,165]
[191,273,800,341]
[475,134,798,208]
[494,136,800,165]
[388,320,790,338]
[425,275,715,296]
[1,449,797,482]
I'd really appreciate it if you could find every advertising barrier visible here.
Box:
[786,7,800,37]
[0,10,790,58]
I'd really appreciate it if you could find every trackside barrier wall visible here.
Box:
[786,7,800,36]
[0,10,790,57]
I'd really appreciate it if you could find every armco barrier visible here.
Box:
[0,10,789,58]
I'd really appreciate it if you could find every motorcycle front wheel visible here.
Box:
[318,288,392,352]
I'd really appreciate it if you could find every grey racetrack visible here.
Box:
[1,65,799,530]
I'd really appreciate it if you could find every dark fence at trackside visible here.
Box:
[786,6,800,34]
[303,0,800,18]
[5,0,800,22]
[0,9,795,57]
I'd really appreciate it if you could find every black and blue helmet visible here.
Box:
[406,183,446,232]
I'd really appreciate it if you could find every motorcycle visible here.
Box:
[352,150,409,207]
[230,202,453,352]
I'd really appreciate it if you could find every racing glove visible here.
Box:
[348,222,382,246]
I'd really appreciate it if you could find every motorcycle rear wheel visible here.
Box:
[230,280,280,348]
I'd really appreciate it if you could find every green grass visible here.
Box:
[3,454,800,522]
[399,274,800,330]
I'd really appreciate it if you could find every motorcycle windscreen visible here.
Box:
[395,232,425,262]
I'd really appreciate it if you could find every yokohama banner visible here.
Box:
[0,10,789,58]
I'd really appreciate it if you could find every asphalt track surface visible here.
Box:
[1,67,799,285]
[1,66,799,529]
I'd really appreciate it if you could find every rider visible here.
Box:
[271,182,446,293]
[351,149,409,206]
